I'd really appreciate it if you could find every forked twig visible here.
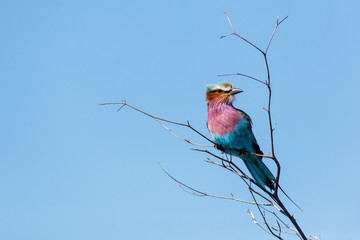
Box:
[265,16,288,54]
[248,209,272,235]
[220,11,263,53]
[100,101,215,145]
[158,162,272,206]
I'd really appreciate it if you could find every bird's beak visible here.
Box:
[229,88,243,95]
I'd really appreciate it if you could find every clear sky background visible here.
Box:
[1,0,359,239]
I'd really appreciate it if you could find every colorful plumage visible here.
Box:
[206,82,275,190]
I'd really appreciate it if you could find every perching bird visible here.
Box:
[206,82,275,190]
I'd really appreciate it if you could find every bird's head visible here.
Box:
[206,82,243,105]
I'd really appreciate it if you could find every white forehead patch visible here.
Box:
[206,82,234,92]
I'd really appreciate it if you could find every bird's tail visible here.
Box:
[242,156,303,211]
[242,155,275,190]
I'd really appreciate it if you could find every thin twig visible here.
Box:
[249,152,274,159]
[100,101,215,144]
[265,16,288,54]
[247,210,272,235]
[217,73,267,85]
[276,220,282,239]
[221,11,264,53]
[260,206,288,226]
[157,162,271,206]
[156,121,213,147]
[249,187,282,239]
[203,157,278,209]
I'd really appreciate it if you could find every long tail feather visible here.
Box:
[279,185,303,211]
[241,155,303,211]
[242,155,275,190]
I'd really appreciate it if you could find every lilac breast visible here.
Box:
[207,104,241,136]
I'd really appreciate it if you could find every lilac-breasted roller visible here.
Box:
[206,82,275,190]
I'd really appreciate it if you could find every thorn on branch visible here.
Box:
[278,16,289,25]
[220,33,234,39]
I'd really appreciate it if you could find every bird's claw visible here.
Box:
[238,149,246,156]
[214,144,225,153]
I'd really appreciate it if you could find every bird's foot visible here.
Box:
[238,148,246,156]
[214,144,225,154]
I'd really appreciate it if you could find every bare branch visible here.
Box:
[276,220,282,239]
[156,121,213,147]
[223,10,235,33]
[217,73,267,85]
[249,187,282,239]
[265,16,289,54]
[260,206,288,226]
[157,162,271,206]
[220,11,264,54]
[203,157,279,210]
[267,222,321,240]
[247,209,272,235]
[100,102,187,126]
[249,152,274,159]
[100,101,215,145]
[272,123,277,131]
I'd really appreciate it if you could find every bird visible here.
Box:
[206,82,275,190]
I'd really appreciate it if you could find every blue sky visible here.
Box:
[1,0,359,239]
